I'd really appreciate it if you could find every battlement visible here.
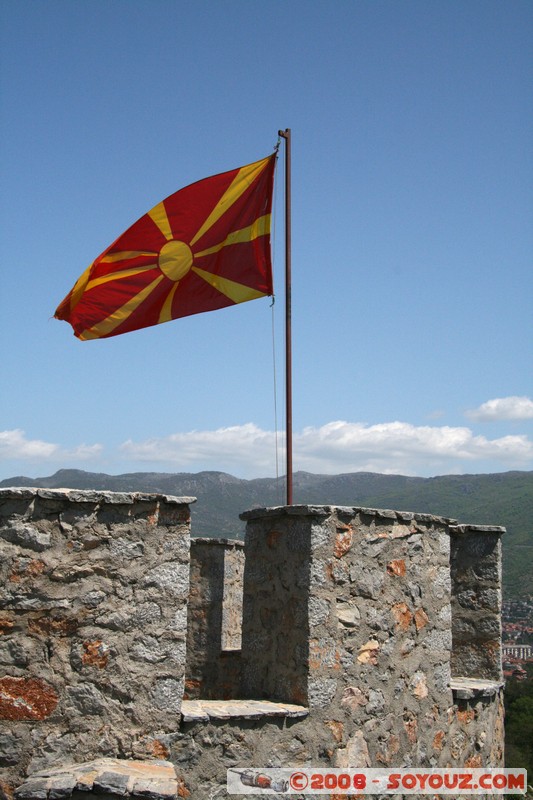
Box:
[0,488,505,798]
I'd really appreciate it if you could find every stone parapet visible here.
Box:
[240,504,457,524]
[235,503,505,780]
[449,523,504,682]
[240,504,454,714]
[185,538,244,700]
[1,492,506,799]
[173,685,505,797]
[0,488,194,791]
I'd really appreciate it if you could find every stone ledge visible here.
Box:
[14,759,177,800]
[191,536,244,547]
[449,524,506,535]
[240,504,456,525]
[240,504,331,521]
[0,487,196,506]
[451,677,504,700]
[181,698,309,722]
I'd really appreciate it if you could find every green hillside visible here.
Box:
[1,468,531,599]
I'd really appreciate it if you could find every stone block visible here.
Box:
[0,732,22,766]
[1,523,52,552]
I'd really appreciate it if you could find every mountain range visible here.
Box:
[1,468,531,600]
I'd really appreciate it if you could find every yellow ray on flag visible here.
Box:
[158,282,181,324]
[148,202,174,241]
[195,215,271,259]
[190,157,272,248]
[80,275,165,340]
[86,265,158,292]
[192,266,267,304]
[99,250,157,264]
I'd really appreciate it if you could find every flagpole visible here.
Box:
[278,128,293,505]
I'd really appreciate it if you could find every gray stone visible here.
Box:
[407,533,424,551]
[437,604,452,625]
[142,563,189,598]
[168,606,187,631]
[131,636,168,663]
[109,538,144,559]
[47,775,77,799]
[131,779,177,799]
[310,521,332,549]
[309,559,327,586]
[408,581,422,601]
[0,638,29,666]
[363,539,389,557]
[423,628,453,652]
[96,609,133,631]
[66,683,107,715]
[349,568,384,598]
[14,780,49,799]
[308,678,337,708]
[151,678,184,713]
[2,522,51,551]
[0,732,22,766]
[308,595,329,625]
[132,602,163,626]
[474,615,501,636]
[366,688,385,714]
[93,771,129,796]
[131,637,186,665]
[434,661,451,693]
[477,587,500,609]
[82,589,107,607]
[431,566,451,599]
[366,606,390,631]
[5,596,71,610]
[330,558,350,584]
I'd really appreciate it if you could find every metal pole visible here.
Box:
[278,128,292,505]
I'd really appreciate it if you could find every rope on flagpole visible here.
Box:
[270,298,283,504]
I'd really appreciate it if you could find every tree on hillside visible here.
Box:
[505,673,533,790]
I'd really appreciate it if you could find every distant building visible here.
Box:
[502,644,533,660]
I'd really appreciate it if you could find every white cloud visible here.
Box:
[466,396,533,422]
[67,443,104,459]
[295,421,532,474]
[0,429,58,460]
[120,423,276,474]
[3,419,532,480]
[120,420,533,477]
[0,429,102,463]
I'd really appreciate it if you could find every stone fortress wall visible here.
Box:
[0,488,505,799]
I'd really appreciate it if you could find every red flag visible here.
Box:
[55,154,276,340]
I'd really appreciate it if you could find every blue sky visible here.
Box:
[1,0,532,481]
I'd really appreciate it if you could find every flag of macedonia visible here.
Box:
[55,154,276,340]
